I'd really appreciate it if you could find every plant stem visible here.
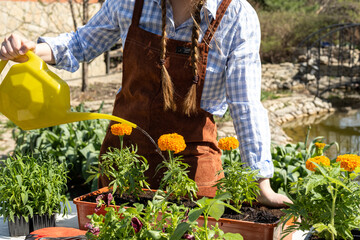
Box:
[204,213,209,239]
[330,186,337,240]
[119,135,123,150]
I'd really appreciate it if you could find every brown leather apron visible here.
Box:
[99,0,232,197]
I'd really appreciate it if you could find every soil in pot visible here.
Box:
[8,216,30,237]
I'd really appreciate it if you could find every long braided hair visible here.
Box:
[160,0,204,116]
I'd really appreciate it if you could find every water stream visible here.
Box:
[282,109,360,159]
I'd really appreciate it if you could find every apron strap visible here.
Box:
[131,0,144,26]
[202,0,232,44]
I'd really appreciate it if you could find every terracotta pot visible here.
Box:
[73,187,157,230]
[73,187,117,230]
[74,187,294,239]
[198,215,294,240]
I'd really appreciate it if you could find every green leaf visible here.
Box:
[21,192,28,205]
[188,208,204,222]
[313,223,328,234]
[208,200,225,220]
[16,175,22,187]
[214,192,232,201]
[170,222,190,240]
[146,230,162,239]
[224,233,244,240]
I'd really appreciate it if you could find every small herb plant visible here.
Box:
[214,137,260,209]
[281,154,360,240]
[0,154,70,223]
[156,133,198,201]
[87,123,150,198]
[12,103,108,190]
[181,192,243,240]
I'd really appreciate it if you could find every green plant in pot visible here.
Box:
[85,190,243,239]
[210,137,294,240]
[12,103,108,192]
[281,153,360,240]
[0,154,70,236]
[214,136,260,210]
[156,133,198,202]
[87,123,151,196]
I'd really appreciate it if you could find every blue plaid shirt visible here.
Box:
[39,0,274,178]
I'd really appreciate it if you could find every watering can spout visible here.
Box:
[0,51,137,130]
[64,112,137,128]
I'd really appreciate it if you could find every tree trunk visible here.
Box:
[81,62,88,92]
[81,0,90,92]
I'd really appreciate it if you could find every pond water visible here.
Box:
[282,109,360,159]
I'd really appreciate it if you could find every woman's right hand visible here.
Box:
[0,33,36,62]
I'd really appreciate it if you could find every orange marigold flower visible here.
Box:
[315,142,326,150]
[306,156,330,171]
[158,133,186,154]
[218,137,239,151]
[111,123,133,136]
[336,154,360,172]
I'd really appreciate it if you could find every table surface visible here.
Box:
[0,201,307,240]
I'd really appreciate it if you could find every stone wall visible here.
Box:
[0,0,106,80]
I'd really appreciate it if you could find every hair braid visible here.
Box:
[184,1,203,116]
[160,0,176,111]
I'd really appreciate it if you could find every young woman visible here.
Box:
[0,0,290,207]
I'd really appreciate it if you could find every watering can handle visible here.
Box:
[0,60,8,74]
[0,51,38,75]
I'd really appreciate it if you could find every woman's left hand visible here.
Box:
[257,178,292,208]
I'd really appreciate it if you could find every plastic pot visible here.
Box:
[8,215,30,237]
[31,214,56,231]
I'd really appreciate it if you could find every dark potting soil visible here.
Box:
[82,190,286,224]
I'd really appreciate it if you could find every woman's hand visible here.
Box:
[0,33,36,62]
[0,33,55,64]
[257,178,292,208]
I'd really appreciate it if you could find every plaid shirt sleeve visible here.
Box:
[38,0,122,72]
[225,4,273,178]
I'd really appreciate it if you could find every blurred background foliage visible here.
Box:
[248,0,360,63]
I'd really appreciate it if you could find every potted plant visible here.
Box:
[75,134,294,239]
[281,152,360,240]
[156,133,198,202]
[85,190,243,240]
[201,136,294,240]
[75,123,152,229]
[0,154,70,236]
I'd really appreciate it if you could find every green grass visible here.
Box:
[5,120,16,128]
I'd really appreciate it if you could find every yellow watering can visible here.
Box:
[0,51,137,130]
